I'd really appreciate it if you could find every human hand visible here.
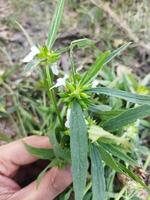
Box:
[0,136,72,200]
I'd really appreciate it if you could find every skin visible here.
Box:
[0,136,72,200]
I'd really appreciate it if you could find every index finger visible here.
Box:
[0,136,51,177]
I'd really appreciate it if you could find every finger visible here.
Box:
[0,136,51,177]
[11,166,72,200]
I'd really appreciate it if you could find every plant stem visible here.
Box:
[45,65,64,129]
[70,47,76,86]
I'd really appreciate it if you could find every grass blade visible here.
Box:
[46,0,65,49]
[90,144,105,200]
[24,143,54,160]
[87,87,150,105]
[70,101,88,200]
[102,105,150,131]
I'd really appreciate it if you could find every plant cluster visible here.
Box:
[13,0,150,199]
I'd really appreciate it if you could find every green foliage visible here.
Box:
[70,101,88,200]
[46,0,65,49]
[90,144,105,200]
[102,105,150,131]
[88,87,150,105]
[24,142,54,160]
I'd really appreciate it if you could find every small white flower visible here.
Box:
[22,46,40,63]
[51,74,68,89]
[65,108,71,128]
[51,63,59,75]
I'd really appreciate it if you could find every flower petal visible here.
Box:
[65,108,71,128]
[51,63,59,75]
[22,52,35,63]
[31,46,40,55]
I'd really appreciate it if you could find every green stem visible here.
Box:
[45,65,64,129]
[70,48,76,86]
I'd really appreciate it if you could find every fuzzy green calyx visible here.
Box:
[37,46,60,64]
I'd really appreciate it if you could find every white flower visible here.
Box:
[51,63,59,75]
[65,108,71,128]
[51,74,68,89]
[22,46,40,63]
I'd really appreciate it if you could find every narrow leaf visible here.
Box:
[37,163,51,187]
[98,144,122,172]
[80,42,131,86]
[70,38,94,49]
[48,130,70,161]
[23,59,41,74]
[100,143,137,166]
[87,87,150,105]
[90,144,105,200]
[104,42,131,65]
[70,101,88,200]
[80,51,110,85]
[118,163,150,192]
[24,143,54,160]
[102,105,150,131]
[46,0,65,49]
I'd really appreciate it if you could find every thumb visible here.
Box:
[11,166,72,200]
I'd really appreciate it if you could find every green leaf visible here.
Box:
[100,143,137,166]
[90,144,105,200]
[24,143,54,160]
[98,144,122,172]
[70,101,88,200]
[46,0,65,49]
[102,105,150,131]
[89,104,112,112]
[23,59,41,74]
[118,163,150,192]
[87,87,150,105]
[70,38,95,49]
[104,42,131,65]
[80,51,110,85]
[48,130,70,161]
[80,42,131,86]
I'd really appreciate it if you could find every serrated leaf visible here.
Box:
[46,0,65,49]
[100,143,137,166]
[80,51,110,85]
[23,59,41,74]
[24,143,54,160]
[70,101,88,200]
[90,144,105,200]
[102,105,150,131]
[87,87,150,105]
